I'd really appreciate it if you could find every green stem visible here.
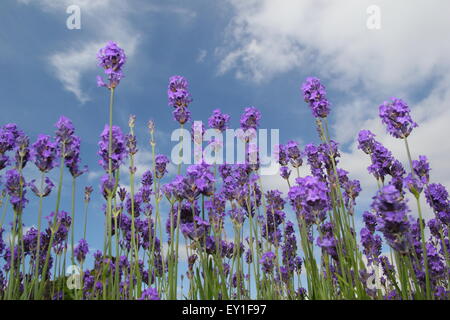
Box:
[70,177,76,267]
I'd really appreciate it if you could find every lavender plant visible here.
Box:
[0,43,448,301]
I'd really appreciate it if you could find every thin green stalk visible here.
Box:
[70,177,76,267]
[39,146,65,298]
[33,172,45,298]
[404,137,432,299]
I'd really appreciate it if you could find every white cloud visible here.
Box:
[19,0,195,103]
[49,42,103,103]
[219,0,450,218]
[219,0,450,93]
[18,0,140,103]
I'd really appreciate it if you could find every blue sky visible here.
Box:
[1,0,450,295]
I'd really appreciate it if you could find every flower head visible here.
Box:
[74,239,89,263]
[403,173,423,197]
[0,124,21,154]
[84,186,93,203]
[31,135,57,173]
[125,133,138,156]
[275,144,289,166]
[96,41,126,89]
[98,125,127,172]
[139,288,160,300]
[65,135,86,178]
[168,75,192,108]
[173,107,191,125]
[29,177,54,198]
[425,183,450,224]
[301,77,331,118]
[371,184,411,253]
[357,130,376,154]
[286,140,303,168]
[100,174,116,199]
[317,222,338,261]
[368,141,394,182]
[412,155,430,184]
[5,169,27,212]
[260,251,276,273]
[155,154,170,179]
[280,166,291,180]
[208,109,230,132]
[14,134,30,169]
[240,107,261,131]
[288,175,330,227]
[379,98,417,139]
[47,211,72,254]
[55,116,75,147]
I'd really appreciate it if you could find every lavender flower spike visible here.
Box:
[379,98,417,139]
[301,77,331,118]
[167,75,192,108]
[96,41,127,89]
[74,239,89,263]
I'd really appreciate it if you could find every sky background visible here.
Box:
[1,0,450,295]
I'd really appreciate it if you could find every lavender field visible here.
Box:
[0,40,448,301]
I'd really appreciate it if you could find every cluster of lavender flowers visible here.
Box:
[0,42,448,301]
[168,75,193,125]
[0,115,89,299]
[97,41,127,89]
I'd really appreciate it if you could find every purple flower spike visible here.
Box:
[29,177,54,198]
[84,186,93,203]
[139,288,160,300]
[412,155,430,184]
[379,98,417,139]
[260,251,276,273]
[288,175,330,227]
[173,107,191,125]
[275,144,289,166]
[96,41,126,89]
[55,116,75,147]
[403,173,423,197]
[74,239,89,263]
[371,184,411,253]
[0,124,20,154]
[425,183,450,224]
[286,140,303,168]
[168,75,192,108]
[208,109,231,132]
[100,174,116,200]
[98,125,127,172]
[360,227,382,265]
[357,130,376,154]
[240,107,261,131]
[301,77,331,118]
[31,135,57,173]
[317,222,338,261]
[155,154,170,179]
[368,141,394,182]
[280,166,291,180]
[65,135,86,178]
[14,134,30,169]
[141,170,153,187]
[5,169,28,212]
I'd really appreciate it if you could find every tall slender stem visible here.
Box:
[70,177,76,267]
[404,137,432,299]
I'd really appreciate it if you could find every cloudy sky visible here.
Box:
[1,0,449,283]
